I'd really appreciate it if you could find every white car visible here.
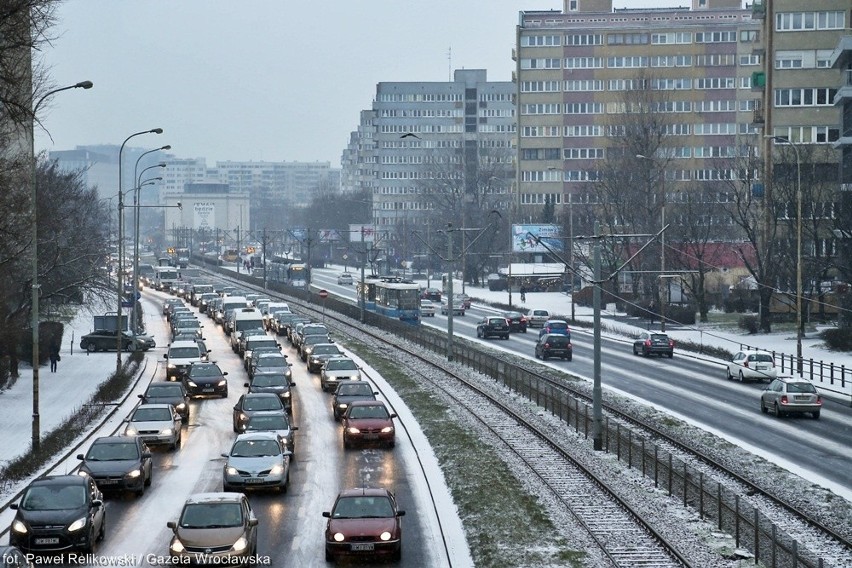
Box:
[440,299,465,316]
[527,309,551,328]
[337,273,354,285]
[123,403,182,450]
[221,432,292,493]
[726,350,778,382]
[420,299,436,317]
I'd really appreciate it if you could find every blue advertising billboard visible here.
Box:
[512,224,564,253]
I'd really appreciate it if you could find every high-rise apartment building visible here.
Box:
[515,0,761,224]
[351,69,516,247]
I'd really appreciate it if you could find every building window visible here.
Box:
[607,56,648,68]
[568,0,578,11]
[740,30,759,42]
[565,79,604,92]
[566,34,603,46]
[521,35,561,47]
[774,87,837,107]
[520,58,561,69]
[739,54,761,66]
[565,57,604,69]
[695,31,737,43]
[607,33,649,45]
[776,11,845,31]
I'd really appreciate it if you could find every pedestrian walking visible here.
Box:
[520,284,527,303]
[49,344,60,373]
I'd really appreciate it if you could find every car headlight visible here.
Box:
[67,517,87,532]
[337,403,348,410]
[381,426,394,433]
[239,413,248,422]
[333,533,345,542]
[231,536,248,553]
[170,538,185,553]
[161,428,174,436]
[269,464,284,476]
[168,364,177,370]
[284,368,292,378]
[12,520,28,534]
[124,427,138,436]
[186,380,197,387]
[176,403,186,410]
[125,469,141,479]
[77,469,89,477]
[218,380,227,387]
[380,531,392,541]
[226,466,239,475]
[280,391,291,398]
[346,427,360,434]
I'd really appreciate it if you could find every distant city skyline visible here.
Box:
[35,0,731,165]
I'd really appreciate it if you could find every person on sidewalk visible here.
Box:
[49,344,60,373]
[520,284,527,303]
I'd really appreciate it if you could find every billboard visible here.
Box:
[318,229,342,243]
[512,224,564,253]
[348,224,376,243]
[193,202,215,230]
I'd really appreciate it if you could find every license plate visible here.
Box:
[362,434,378,440]
[35,538,60,545]
[794,395,810,401]
[202,388,214,392]
[99,479,119,485]
[245,478,264,484]
[351,543,374,552]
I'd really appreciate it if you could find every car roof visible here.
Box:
[184,492,245,505]
[234,431,280,443]
[170,340,201,348]
[545,319,568,325]
[91,436,135,445]
[30,474,88,487]
[337,487,392,499]
[348,400,386,408]
[247,410,291,419]
[136,403,174,411]
[245,392,281,400]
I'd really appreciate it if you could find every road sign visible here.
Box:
[318,289,329,299]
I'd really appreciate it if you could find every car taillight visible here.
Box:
[743,360,750,368]
[544,342,551,348]
[669,340,675,347]
[816,397,822,406]
[520,317,527,323]
[780,395,788,405]
[644,339,651,346]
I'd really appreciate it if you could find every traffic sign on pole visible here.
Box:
[318,289,329,299]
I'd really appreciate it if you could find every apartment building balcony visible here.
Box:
[833,69,852,104]
[749,0,764,20]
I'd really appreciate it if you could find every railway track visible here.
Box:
[209,267,851,566]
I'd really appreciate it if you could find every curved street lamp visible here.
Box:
[116,129,163,371]
[30,80,93,452]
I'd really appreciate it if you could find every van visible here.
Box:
[216,296,247,327]
[228,308,265,350]
[164,340,206,381]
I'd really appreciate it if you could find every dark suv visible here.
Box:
[476,316,510,340]
[633,331,674,358]
[535,333,573,360]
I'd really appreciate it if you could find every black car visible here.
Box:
[79,329,155,353]
[535,333,573,360]
[9,474,106,554]
[233,392,287,433]
[332,380,378,421]
[140,382,190,420]
[77,436,153,495]
[307,343,344,373]
[476,316,510,340]
[183,362,229,398]
[245,371,296,412]
[633,331,674,358]
[502,311,528,333]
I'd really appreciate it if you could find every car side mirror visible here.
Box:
[10,503,19,510]
[233,405,239,411]
[77,453,85,460]
[142,452,152,459]
[221,453,229,458]
[91,499,103,508]
[244,382,250,388]
[290,382,296,387]
[291,426,299,430]
[223,371,228,376]
[373,391,379,395]
[397,510,406,517]
[322,512,331,518]
[163,354,168,359]
[390,413,398,419]
[167,521,177,530]
[248,518,259,527]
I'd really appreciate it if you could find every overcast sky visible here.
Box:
[36,0,703,165]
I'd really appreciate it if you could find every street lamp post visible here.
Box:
[767,135,803,376]
[116,129,163,372]
[29,80,92,452]
[636,154,667,331]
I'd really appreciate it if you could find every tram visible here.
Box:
[358,277,421,322]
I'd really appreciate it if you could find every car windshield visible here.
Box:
[247,340,277,349]
[787,382,817,394]
[304,336,329,345]
[169,348,200,358]
[488,318,505,325]
[548,322,568,331]
[312,345,340,355]
[348,405,389,420]
[86,442,139,461]
[252,375,286,387]
[176,320,199,328]
[326,359,358,371]
[147,385,183,397]
[650,334,669,341]
[132,407,172,422]
[338,383,373,396]
[751,354,774,363]
[179,502,243,529]
[21,484,87,511]
[230,439,280,457]
[243,397,283,411]
[190,365,222,377]
[246,415,289,431]
[304,326,328,336]
[332,496,394,519]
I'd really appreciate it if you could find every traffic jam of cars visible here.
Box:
[8,276,404,565]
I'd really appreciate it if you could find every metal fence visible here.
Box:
[740,344,851,404]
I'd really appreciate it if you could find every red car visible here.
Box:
[342,400,396,448]
[322,487,405,562]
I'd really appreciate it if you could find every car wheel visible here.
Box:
[98,513,105,541]
[667,352,673,358]
[81,527,95,554]
[633,346,638,355]
[542,353,549,361]
[135,485,145,497]
[86,343,96,354]
[812,410,820,419]
[124,343,133,352]
[725,368,733,380]
[392,544,402,562]
[503,334,509,340]
[522,328,527,333]
[774,403,784,418]
[760,400,768,414]
[343,436,351,449]
[739,371,745,382]
[325,547,334,562]
[643,348,650,357]
[566,354,573,361]
[145,468,152,487]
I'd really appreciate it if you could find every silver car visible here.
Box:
[222,432,292,493]
[321,356,362,392]
[760,377,822,419]
[123,403,182,450]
